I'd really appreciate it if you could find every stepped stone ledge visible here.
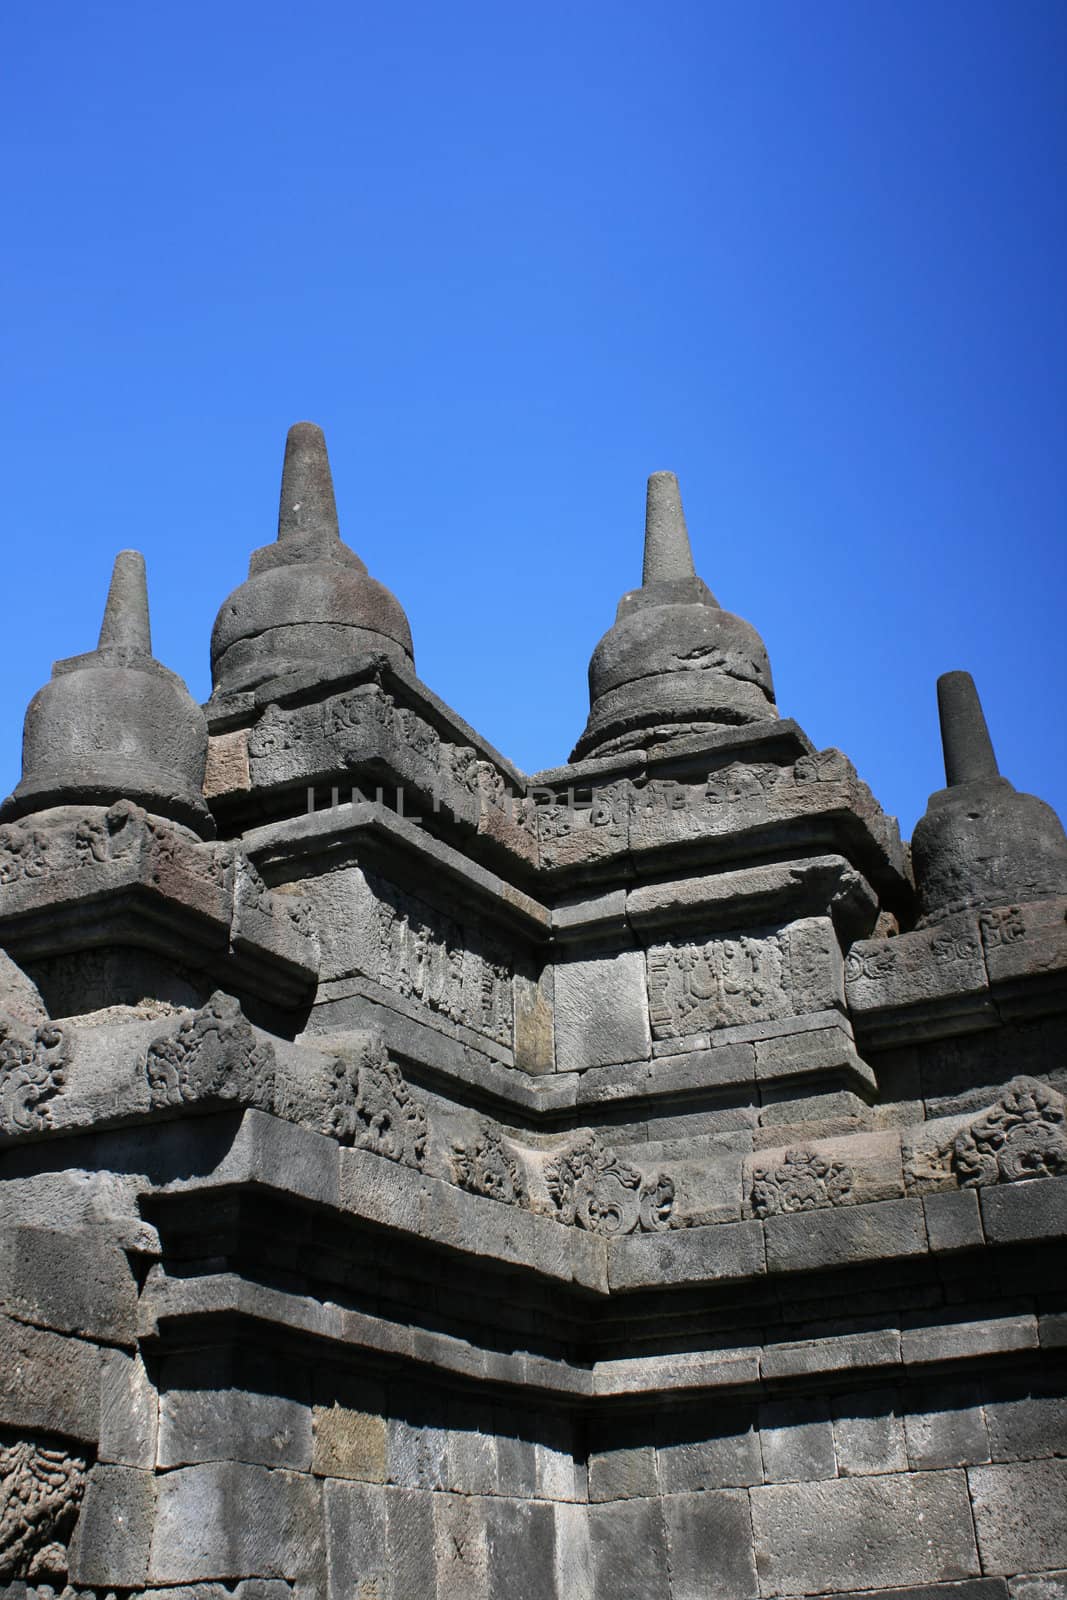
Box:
[0,426,1063,1598]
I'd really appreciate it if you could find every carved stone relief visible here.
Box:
[646,918,837,1039]
[544,1134,674,1236]
[0,1024,69,1137]
[0,1440,87,1582]
[749,1147,854,1218]
[327,1036,427,1169]
[952,1076,1067,1187]
[371,874,512,1048]
[145,992,275,1110]
[450,1119,525,1204]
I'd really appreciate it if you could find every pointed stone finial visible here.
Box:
[643,472,696,586]
[937,671,1000,786]
[210,422,414,696]
[277,422,340,548]
[97,550,152,655]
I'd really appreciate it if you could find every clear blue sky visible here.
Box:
[3,1,1064,836]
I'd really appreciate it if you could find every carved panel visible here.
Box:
[0,1024,69,1137]
[327,1036,427,1169]
[145,992,275,1110]
[0,1439,87,1582]
[749,1147,854,1218]
[544,1134,674,1235]
[646,919,838,1040]
[953,1076,1067,1188]
[371,874,512,1048]
[451,1119,524,1204]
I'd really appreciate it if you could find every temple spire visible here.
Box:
[643,471,696,585]
[97,550,152,655]
[937,670,1000,787]
[277,421,340,547]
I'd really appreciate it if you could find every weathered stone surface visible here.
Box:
[759,1397,837,1482]
[99,1350,158,1469]
[433,1491,488,1600]
[763,1195,927,1273]
[751,1470,980,1593]
[67,1464,156,1588]
[323,1478,387,1600]
[903,1383,989,1469]
[554,947,650,1070]
[0,1314,100,1442]
[656,1406,762,1492]
[0,1225,138,1342]
[158,1352,312,1471]
[832,1389,908,1476]
[485,1498,556,1600]
[969,1459,1067,1575]
[663,1490,757,1600]
[588,1499,670,1600]
[983,1378,1067,1461]
[148,1462,324,1584]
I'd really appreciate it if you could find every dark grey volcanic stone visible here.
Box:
[912,671,1067,923]
[3,550,211,835]
[572,471,776,760]
[210,422,413,697]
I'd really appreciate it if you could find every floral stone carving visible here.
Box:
[328,1036,427,1169]
[0,1024,69,1137]
[451,1119,525,1204]
[145,991,275,1111]
[749,1147,854,1218]
[0,1440,87,1582]
[953,1076,1067,1187]
[545,1134,674,1235]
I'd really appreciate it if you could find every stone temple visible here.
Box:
[0,422,1065,1600]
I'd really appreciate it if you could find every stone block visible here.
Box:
[485,1498,557,1600]
[158,1351,312,1471]
[446,1400,497,1496]
[980,1176,1067,1244]
[750,1470,980,1593]
[554,946,651,1070]
[386,1391,449,1489]
[99,1349,158,1469]
[902,1313,1037,1367]
[68,1464,156,1588]
[588,1444,658,1501]
[904,1383,989,1469]
[554,1501,594,1599]
[758,1397,837,1483]
[845,913,988,1015]
[313,1391,388,1482]
[924,1188,984,1252]
[0,1312,100,1442]
[494,1410,537,1499]
[0,1225,138,1343]
[754,1024,876,1093]
[588,1499,670,1600]
[763,1196,927,1273]
[608,1218,765,1289]
[535,1414,578,1502]
[969,1459,1067,1575]
[324,1478,388,1600]
[983,1378,1067,1462]
[656,1405,762,1491]
[148,1462,324,1584]
[662,1490,758,1600]
[433,1492,488,1600]
[832,1389,908,1476]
